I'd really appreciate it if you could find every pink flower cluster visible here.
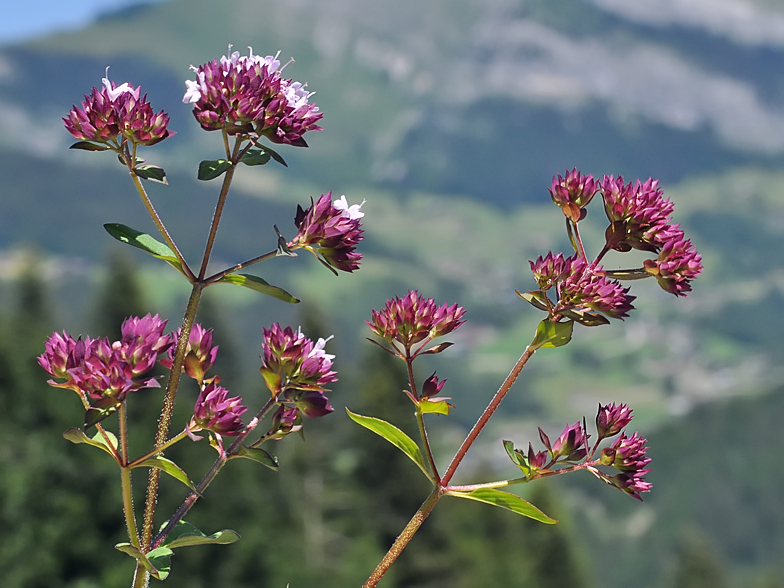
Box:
[189,380,247,437]
[548,169,597,222]
[259,324,337,418]
[64,73,173,147]
[39,315,173,423]
[510,403,651,501]
[367,290,466,351]
[183,47,323,145]
[528,252,635,324]
[160,324,219,384]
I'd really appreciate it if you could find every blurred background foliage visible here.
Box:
[2,0,784,586]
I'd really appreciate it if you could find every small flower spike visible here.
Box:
[549,169,597,222]
[190,381,248,437]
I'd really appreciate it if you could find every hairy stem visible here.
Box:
[140,284,204,550]
[362,487,443,588]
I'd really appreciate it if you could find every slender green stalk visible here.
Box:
[127,164,195,282]
[406,353,440,482]
[205,249,277,283]
[119,404,140,549]
[362,487,443,588]
[126,430,189,468]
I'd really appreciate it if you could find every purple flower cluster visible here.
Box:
[643,234,704,296]
[548,169,597,222]
[183,47,322,145]
[605,432,652,500]
[64,72,173,147]
[527,253,635,324]
[291,193,364,273]
[367,290,466,351]
[39,315,173,421]
[508,402,651,500]
[189,380,247,437]
[259,324,337,417]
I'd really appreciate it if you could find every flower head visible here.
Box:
[259,324,337,400]
[643,232,703,296]
[184,46,322,145]
[291,193,364,272]
[367,290,466,350]
[595,403,633,440]
[119,314,172,376]
[64,70,173,147]
[190,381,247,437]
[549,169,597,222]
[599,176,674,252]
[534,254,634,323]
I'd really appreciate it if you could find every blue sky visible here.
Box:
[2,0,165,45]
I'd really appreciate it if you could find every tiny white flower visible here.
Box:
[333,195,366,220]
[309,335,335,362]
[102,67,135,102]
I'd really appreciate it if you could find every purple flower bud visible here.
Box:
[421,372,446,399]
[291,193,364,272]
[548,169,597,222]
[267,405,302,439]
[38,332,87,381]
[64,70,174,147]
[190,381,247,437]
[527,443,549,472]
[529,252,569,291]
[259,324,337,399]
[183,46,322,145]
[283,388,334,418]
[161,323,219,383]
[596,403,634,440]
[367,290,466,350]
[643,232,703,296]
[609,431,652,500]
[549,421,588,462]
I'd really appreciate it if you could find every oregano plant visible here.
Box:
[40,46,701,588]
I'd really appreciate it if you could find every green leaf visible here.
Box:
[69,140,110,151]
[160,520,241,549]
[516,290,550,312]
[115,543,172,581]
[240,149,272,166]
[84,396,122,428]
[198,159,232,181]
[420,342,454,355]
[419,399,452,415]
[531,319,573,350]
[63,427,119,459]
[230,445,279,470]
[135,164,168,184]
[131,456,200,494]
[503,440,525,468]
[252,142,288,167]
[216,274,299,304]
[446,488,557,524]
[103,223,184,275]
[345,409,431,480]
